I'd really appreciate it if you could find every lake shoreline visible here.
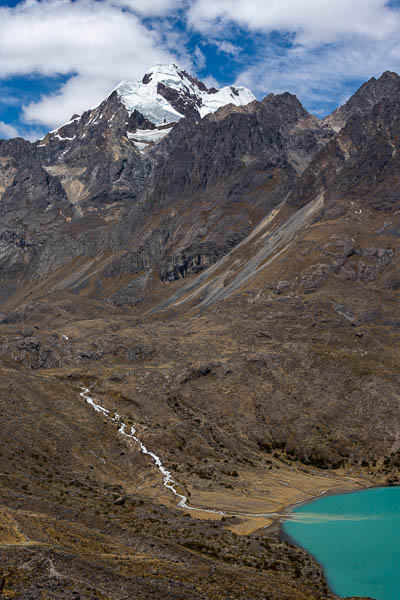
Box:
[271,484,400,600]
[252,485,374,597]
[281,484,396,531]
[254,484,370,538]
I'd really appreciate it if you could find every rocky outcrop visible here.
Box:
[289,95,400,213]
[323,70,400,131]
[0,330,154,370]
[0,138,73,285]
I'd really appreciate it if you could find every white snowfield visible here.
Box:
[127,127,172,152]
[129,140,147,152]
[79,387,289,520]
[114,62,256,126]
[128,128,172,142]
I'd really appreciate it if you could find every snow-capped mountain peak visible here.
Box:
[114,62,256,125]
[37,63,256,156]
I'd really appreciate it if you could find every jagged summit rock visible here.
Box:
[324,70,400,131]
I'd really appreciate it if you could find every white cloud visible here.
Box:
[0,0,185,129]
[187,0,400,114]
[193,45,206,70]
[188,0,400,46]
[110,0,183,15]
[234,32,400,114]
[23,75,122,129]
[201,74,219,89]
[213,40,239,57]
[2,0,400,132]
[0,121,19,139]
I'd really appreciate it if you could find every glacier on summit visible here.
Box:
[114,62,256,126]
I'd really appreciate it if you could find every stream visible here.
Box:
[80,388,284,519]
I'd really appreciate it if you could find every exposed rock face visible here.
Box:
[323,70,400,131]
[37,91,153,214]
[115,91,333,283]
[153,76,400,316]
[151,91,331,207]
[289,94,400,213]
[0,138,72,291]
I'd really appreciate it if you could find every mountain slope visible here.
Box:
[1,66,398,600]
[107,90,333,287]
[148,85,400,471]
[155,83,400,317]
[0,362,340,600]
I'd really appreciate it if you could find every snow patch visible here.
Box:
[54,133,76,141]
[129,127,172,142]
[116,78,183,126]
[131,141,147,152]
[198,86,255,118]
[127,127,172,152]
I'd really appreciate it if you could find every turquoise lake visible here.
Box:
[283,487,400,600]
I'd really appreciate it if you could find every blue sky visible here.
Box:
[1,0,400,139]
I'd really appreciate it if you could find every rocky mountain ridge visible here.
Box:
[323,70,400,131]
[0,66,335,306]
[1,67,396,306]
